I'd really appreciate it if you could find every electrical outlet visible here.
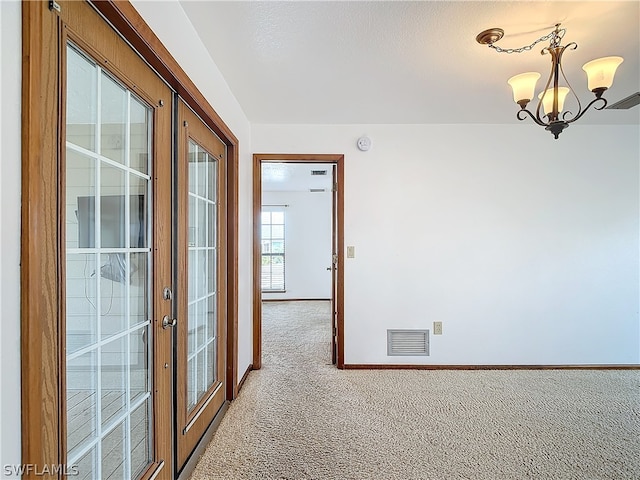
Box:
[433,321,443,335]
[347,246,355,258]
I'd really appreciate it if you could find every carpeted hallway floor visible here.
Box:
[188,300,640,480]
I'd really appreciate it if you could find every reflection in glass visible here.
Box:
[206,159,217,202]
[74,446,97,480]
[129,173,148,249]
[197,151,208,199]
[187,139,219,413]
[67,351,97,457]
[129,253,147,328]
[66,254,98,354]
[130,399,151,478]
[100,253,127,338]
[101,336,127,428]
[101,421,125,480]
[101,73,127,165]
[99,164,126,248]
[206,339,215,387]
[130,326,149,404]
[187,357,196,410]
[207,203,216,248]
[66,149,96,250]
[65,42,153,479]
[67,46,97,152]
[129,97,150,174]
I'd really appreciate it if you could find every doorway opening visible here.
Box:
[253,154,345,369]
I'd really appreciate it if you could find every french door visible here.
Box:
[176,101,227,470]
[61,2,172,479]
[22,3,238,479]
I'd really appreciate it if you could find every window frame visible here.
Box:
[260,210,286,292]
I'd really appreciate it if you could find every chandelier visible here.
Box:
[476,24,623,139]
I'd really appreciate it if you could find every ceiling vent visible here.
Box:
[309,188,326,193]
[311,170,327,176]
[387,329,429,356]
[606,92,640,110]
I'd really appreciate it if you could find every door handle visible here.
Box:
[162,315,177,329]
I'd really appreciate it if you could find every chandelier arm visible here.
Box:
[557,43,582,122]
[516,108,549,127]
[565,97,608,124]
[535,46,556,125]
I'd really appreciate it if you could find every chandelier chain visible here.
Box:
[489,27,565,54]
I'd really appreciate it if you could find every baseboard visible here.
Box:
[237,363,253,393]
[262,298,331,302]
[343,364,640,370]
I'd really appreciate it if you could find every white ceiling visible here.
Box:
[180,1,639,126]
[262,163,334,192]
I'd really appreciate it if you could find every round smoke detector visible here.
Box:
[357,136,372,151]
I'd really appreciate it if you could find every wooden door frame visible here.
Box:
[252,154,345,370]
[21,1,240,477]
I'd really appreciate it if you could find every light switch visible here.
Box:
[347,246,355,258]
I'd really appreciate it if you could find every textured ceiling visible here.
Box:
[180,1,639,125]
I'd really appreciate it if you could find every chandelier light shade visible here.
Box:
[538,87,570,115]
[507,72,541,106]
[477,24,624,139]
[582,56,624,92]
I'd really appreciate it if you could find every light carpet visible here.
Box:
[189,300,640,480]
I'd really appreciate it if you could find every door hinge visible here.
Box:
[332,182,338,192]
[49,1,61,13]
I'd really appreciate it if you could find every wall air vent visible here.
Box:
[311,170,327,176]
[309,188,326,193]
[387,329,429,356]
[606,92,640,110]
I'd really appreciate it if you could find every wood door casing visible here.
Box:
[252,154,345,370]
[176,100,228,470]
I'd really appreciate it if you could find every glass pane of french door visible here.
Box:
[187,141,218,410]
[65,43,152,480]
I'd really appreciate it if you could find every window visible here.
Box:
[261,211,285,291]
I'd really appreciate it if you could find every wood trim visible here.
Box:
[226,143,240,400]
[335,158,345,369]
[252,154,346,370]
[237,364,253,394]
[21,1,61,474]
[89,0,240,399]
[252,155,263,370]
[343,364,640,370]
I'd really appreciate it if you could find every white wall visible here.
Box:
[252,123,640,365]
[131,0,254,379]
[0,0,22,472]
[262,191,332,300]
